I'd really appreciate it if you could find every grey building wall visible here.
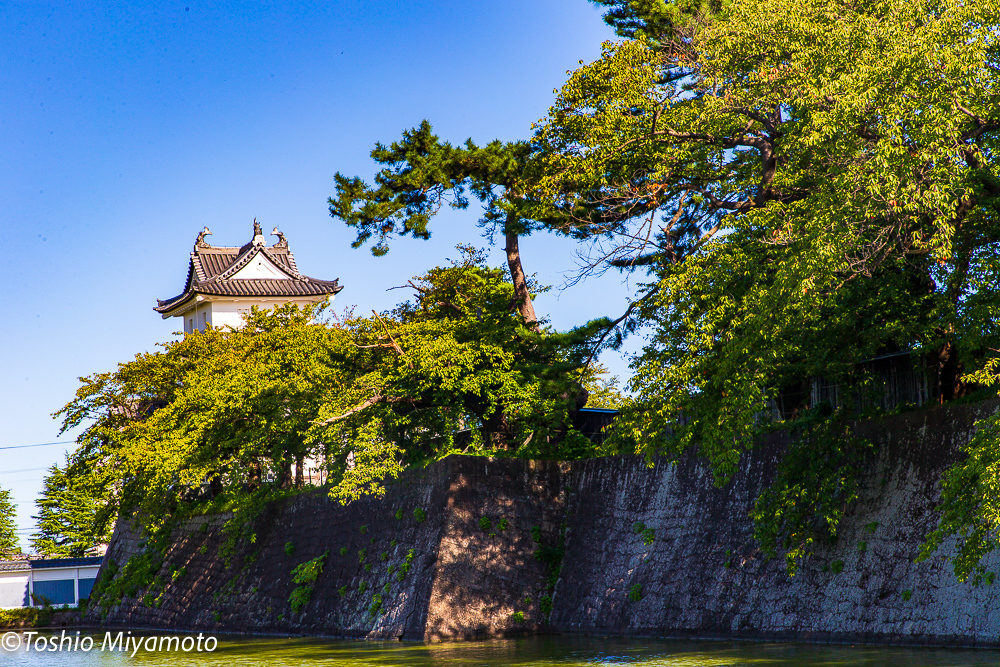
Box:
[0,580,29,608]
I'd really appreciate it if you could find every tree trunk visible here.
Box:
[295,454,304,488]
[208,473,223,499]
[481,405,512,450]
[503,223,538,328]
[937,339,970,402]
[248,459,262,492]
[278,458,293,490]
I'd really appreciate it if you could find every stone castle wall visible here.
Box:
[86,457,565,641]
[86,401,1000,645]
[552,401,1000,645]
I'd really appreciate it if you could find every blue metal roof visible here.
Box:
[29,557,103,570]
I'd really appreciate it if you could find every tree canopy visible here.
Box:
[526,0,1000,569]
[0,487,19,558]
[329,123,545,325]
[31,459,111,558]
[56,255,600,536]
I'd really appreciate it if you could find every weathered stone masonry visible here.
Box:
[88,401,1000,645]
[87,457,566,640]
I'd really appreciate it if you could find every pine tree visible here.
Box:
[329,123,545,327]
[31,463,108,558]
[0,486,20,558]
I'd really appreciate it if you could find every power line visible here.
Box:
[0,467,48,475]
[0,440,74,451]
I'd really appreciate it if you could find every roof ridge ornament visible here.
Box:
[252,218,265,246]
[195,226,212,249]
[271,226,288,248]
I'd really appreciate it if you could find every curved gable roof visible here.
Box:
[155,225,342,316]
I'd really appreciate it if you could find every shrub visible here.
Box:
[288,551,328,614]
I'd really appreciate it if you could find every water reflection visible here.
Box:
[0,634,996,666]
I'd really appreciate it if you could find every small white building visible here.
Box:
[0,557,102,609]
[155,221,343,330]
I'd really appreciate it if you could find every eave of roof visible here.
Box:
[155,278,342,314]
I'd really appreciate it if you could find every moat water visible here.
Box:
[1,634,998,666]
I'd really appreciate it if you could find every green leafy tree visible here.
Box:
[530,0,1000,568]
[57,303,351,527]
[31,461,112,558]
[590,0,722,40]
[0,487,19,558]
[311,249,598,501]
[579,364,627,410]
[56,255,598,539]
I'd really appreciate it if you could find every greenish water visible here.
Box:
[1,634,998,666]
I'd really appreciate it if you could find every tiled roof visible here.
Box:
[155,225,342,315]
[0,561,30,572]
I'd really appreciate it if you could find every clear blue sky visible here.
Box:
[0,1,635,548]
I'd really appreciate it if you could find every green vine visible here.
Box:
[369,592,382,616]
[919,411,1000,585]
[751,409,872,575]
[288,551,328,614]
[530,523,565,622]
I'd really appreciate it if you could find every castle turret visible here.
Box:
[155,221,343,332]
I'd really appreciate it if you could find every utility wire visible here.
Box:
[0,467,49,475]
[0,441,74,451]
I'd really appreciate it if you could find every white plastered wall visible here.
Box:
[229,253,290,280]
[173,295,333,332]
